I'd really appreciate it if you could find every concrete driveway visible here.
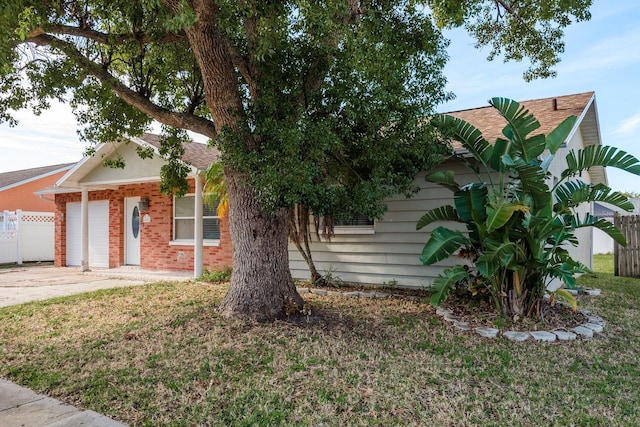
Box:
[0,266,147,307]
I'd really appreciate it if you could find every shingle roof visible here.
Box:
[446,92,595,152]
[0,163,75,190]
[139,133,219,170]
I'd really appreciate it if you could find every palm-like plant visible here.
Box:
[203,161,229,218]
[418,97,640,318]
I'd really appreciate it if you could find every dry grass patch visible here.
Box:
[1,261,639,426]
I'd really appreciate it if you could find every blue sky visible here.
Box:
[1,0,639,192]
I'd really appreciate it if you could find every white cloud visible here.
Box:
[615,113,640,136]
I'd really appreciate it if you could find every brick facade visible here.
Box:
[54,180,233,271]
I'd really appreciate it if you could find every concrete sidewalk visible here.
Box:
[0,379,126,426]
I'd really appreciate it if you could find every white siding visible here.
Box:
[80,142,167,185]
[289,163,477,288]
[290,126,596,288]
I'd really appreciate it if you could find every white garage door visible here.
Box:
[66,201,110,268]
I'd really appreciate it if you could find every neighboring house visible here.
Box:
[288,92,604,288]
[0,163,74,211]
[0,163,73,264]
[38,134,232,276]
[593,199,640,254]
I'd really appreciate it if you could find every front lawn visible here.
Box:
[0,254,638,426]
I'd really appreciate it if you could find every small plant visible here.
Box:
[302,304,312,321]
[322,267,345,288]
[383,279,399,288]
[199,265,232,283]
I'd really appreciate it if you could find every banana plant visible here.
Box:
[418,97,640,318]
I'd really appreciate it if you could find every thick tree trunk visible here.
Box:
[183,9,303,320]
[218,171,304,321]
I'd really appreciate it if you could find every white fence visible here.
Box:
[0,210,55,264]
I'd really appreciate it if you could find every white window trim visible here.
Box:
[333,216,376,235]
[172,193,220,244]
[333,226,376,235]
[169,239,221,247]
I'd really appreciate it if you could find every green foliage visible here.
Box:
[199,265,232,283]
[0,0,592,223]
[203,161,229,218]
[429,265,469,307]
[158,128,190,197]
[419,97,640,318]
[429,0,593,81]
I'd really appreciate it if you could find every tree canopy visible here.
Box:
[429,0,592,81]
[0,1,452,219]
[0,1,594,320]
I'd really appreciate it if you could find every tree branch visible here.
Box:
[27,33,217,139]
[28,25,187,47]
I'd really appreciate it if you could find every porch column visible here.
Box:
[80,188,89,272]
[194,173,204,278]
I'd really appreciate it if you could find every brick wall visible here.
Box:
[54,180,233,271]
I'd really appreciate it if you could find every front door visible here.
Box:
[125,197,141,265]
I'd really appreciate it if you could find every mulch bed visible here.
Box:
[304,279,587,332]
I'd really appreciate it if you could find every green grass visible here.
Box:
[1,255,639,426]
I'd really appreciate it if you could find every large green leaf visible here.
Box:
[416,205,462,230]
[424,170,460,193]
[432,114,493,167]
[555,181,634,212]
[564,145,640,179]
[490,137,513,171]
[430,265,469,307]
[454,183,488,223]
[419,226,469,265]
[570,213,627,245]
[522,134,546,162]
[546,115,577,155]
[512,163,552,215]
[485,200,529,232]
[476,240,519,277]
[490,97,542,162]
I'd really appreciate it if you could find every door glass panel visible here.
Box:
[132,206,140,238]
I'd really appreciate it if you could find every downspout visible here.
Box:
[81,188,89,272]
[194,173,204,278]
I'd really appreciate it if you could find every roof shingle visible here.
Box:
[0,163,75,190]
[446,92,594,151]
[139,133,219,170]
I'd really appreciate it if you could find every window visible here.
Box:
[334,214,374,227]
[333,213,375,234]
[173,195,220,241]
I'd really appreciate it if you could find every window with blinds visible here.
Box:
[174,195,220,241]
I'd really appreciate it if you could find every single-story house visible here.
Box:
[38,134,232,275]
[42,92,603,287]
[0,163,74,211]
[288,92,604,288]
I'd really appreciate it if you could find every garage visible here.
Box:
[66,200,109,268]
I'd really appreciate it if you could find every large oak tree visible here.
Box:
[0,1,591,321]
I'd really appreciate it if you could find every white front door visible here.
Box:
[125,197,141,265]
